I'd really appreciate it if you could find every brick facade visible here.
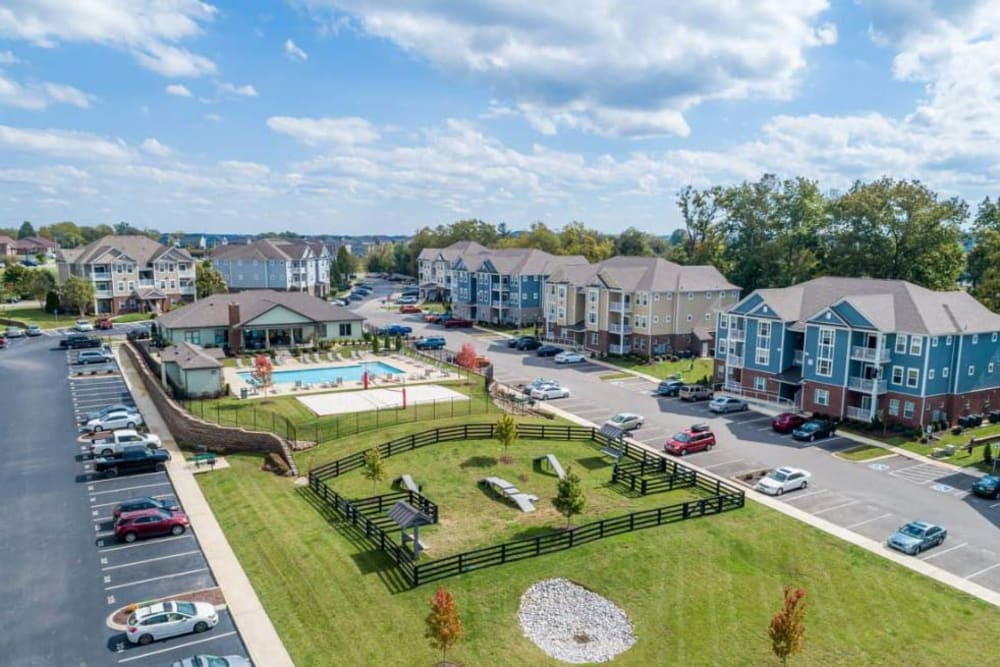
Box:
[800,380,845,419]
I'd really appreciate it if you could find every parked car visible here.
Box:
[664,424,715,456]
[755,467,811,496]
[536,344,563,357]
[74,319,94,332]
[348,293,364,301]
[523,378,560,395]
[89,429,162,457]
[79,403,137,426]
[771,412,808,434]
[412,336,445,351]
[443,318,473,328]
[516,338,543,351]
[5,326,24,338]
[94,446,170,478]
[379,324,413,336]
[94,317,113,330]
[971,474,1000,499]
[0,336,7,349]
[76,349,114,365]
[25,324,42,337]
[127,326,151,342]
[430,313,454,324]
[530,384,570,400]
[604,412,644,431]
[678,385,713,402]
[115,508,190,543]
[655,379,684,396]
[399,304,422,314]
[113,496,180,518]
[20,258,38,267]
[60,334,102,349]
[708,396,749,413]
[397,295,419,305]
[125,600,219,645]
[887,520,947,555]
[171,656,252,667]
[85,408,144,433]
[791,419,836,442]
[554,350,586,364]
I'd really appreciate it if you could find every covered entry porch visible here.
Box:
[241,324,325,350]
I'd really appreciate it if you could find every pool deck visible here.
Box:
[223,351,458,399]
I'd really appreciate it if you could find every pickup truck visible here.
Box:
[89,429,162,457]
[60,334,102,349]
[94,446,171,478]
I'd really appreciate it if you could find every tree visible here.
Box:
[1,263,28,295]
[454,342,478,369]
[45,290,60,314]
[252,354,273,394]
[425,587,463,665]
[39,221,85,248]
[985,442,995,466]
[552,466,585,527]
[195,260,228,298]
[614,227,653,257]
[558,222,614,262]
[362,447,387,492]
[58,275,95,316]
[671,185,729,270]
[17,220,35,239]
[25,269,56,302]
[81,224,114,243]
[334,245,355,288]
[769,586,807,666]
[372,334,381,354]
[495,413,518,458]
[394,335,403,352]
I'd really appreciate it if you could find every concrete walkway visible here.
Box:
[115,346,296,667]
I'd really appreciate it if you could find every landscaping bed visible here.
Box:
[601,356,713,383]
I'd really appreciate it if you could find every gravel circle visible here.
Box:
[518,578,636,664]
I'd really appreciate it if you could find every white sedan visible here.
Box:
[86,408,144,433]
[755,467,811,496]
[554,350,586,364]
[530,384,570,400]
[75,319,94,332]
[126,600,219,645]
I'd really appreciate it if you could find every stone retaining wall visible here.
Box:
[123,342,299,475]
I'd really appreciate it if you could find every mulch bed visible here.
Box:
[111,587,226,625]
[731,469,770,488]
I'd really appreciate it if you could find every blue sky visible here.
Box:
[0,1,998,235]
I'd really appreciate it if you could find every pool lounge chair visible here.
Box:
[312,352,322,364]
[235,357,244,369]
[326,351,335,362]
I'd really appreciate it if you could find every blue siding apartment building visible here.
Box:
[715,277,1000,428]
[211,239,331,298]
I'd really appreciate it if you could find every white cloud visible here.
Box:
[0,125,132,161]
[166,83,193,97]
[203,113,223,122]
[220,160,271,179]
[217,82,258,97]
[0,73,93,109]
[0,50,20,64]
[267,115,380,145]
[140,138,172,157]
[0,0,217,77]
[300,0,836,137]
[284,38,308,61]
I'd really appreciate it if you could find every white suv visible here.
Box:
[126,601,219,645]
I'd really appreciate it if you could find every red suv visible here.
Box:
[664,424,715,456]
[94,317,113,330]
[114,508,189,543]
[443,318,473,328]
[771,412,808,433]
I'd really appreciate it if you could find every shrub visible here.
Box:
[952,426,963,436]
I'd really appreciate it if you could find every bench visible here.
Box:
[395,473,421,493]
[533,454,566,479]
[190,452,218,469]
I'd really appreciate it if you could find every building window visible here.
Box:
[687,292,694,300]
[720,317,728,329]
[814,388,829,407]
[127,281,135,290]
[117,282,124,292]
[888,399,900,416]
[666,292,672,300]
[906,368,919,388]
[338,323,352,337]
[665,315,672,323]
[706,291,713,300]
[943,367,949,379]
[909,336,922,356]
[754,377,766,392]
[588,312,597,324]
[653,315,659,324]
[969,365,976,376]
[589,289,598,303]
[903,401,915,419]
[755,320,772,366]
[990,363,995,374]
[686,314,693,322]
[946,335,952,345]
[895,335,907,354]
[654,293,660,301]
[928,369,935,380]
[183,330,200,344]
[891,366,903,385]
[590,333,598,345]
[816,327,834,377]
[973,334,979,345]
[931,336,938,347]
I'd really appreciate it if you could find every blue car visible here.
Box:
[380,324,413,336]
[887,520,947,555]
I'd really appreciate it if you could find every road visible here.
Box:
[354,279,1000,599]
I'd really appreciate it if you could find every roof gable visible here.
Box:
[806,307,851,328]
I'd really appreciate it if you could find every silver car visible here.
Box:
[708,396,749,413]
[86,409,143,433]
[5,326,24,338]
[126,600,219,645]
[171,656,251,667]
[604,412,644,431]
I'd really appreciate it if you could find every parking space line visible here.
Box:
[731,415,772,424]
[781,489,827,502]
[702,459,744,469]
[966,562,1000,580]
[99,535,192,552]
[813,500,859,515]
[116,631,237,663]
[846,513,892,529]
[89,478,169,492]
[105,567,209,591]
[920,542,968,561]
[102,550,201,571]
[90,494,175,509]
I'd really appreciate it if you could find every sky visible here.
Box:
[0,1,998,236]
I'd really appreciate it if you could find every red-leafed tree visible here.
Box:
[769,586,807,666]
[425,586,463,665]
[454,342,478,370]
[252,354,273,394]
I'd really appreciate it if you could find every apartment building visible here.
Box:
[210,239,331,298]
[417,241,489,301]
[545,256,739,357]
[57,235,196,315]
[715,277,1000,427]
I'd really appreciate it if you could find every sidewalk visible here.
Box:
[115,346,296,667]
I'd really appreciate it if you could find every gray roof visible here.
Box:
[417,240,489,263]
[161,342,223,370]
[156,290,363,330]
[210,238,311,262]
[549,256,736,293]
[58,235,191,267]
[387,501,433,529]
[739,277,1000,335]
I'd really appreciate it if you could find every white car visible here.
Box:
[530,384,570,400]
[86,409,143,433]
[171,656,252,667]
[554,351,586,364]
[523,378,559,395]
[755,467,811,496]
[126,600,220,645]
[4,326,24,338]
[74,319,94,332]
[89,429,162,457]
[604,412,645,431]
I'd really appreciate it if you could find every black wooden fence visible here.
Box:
[308,423,745,588]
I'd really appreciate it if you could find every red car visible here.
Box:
[114,508,190,543]
[94,317,113,330]
[443,318,473,328]
[399,305,422,314]
[0,336,7,349]
[771,412,808,433]
[664,424,716,456]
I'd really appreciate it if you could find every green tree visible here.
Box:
[552,466,585,527]
[81,224,114,243]
[558,222,614,261]
[17,220,35,239]
[425,587,463,665]
[25,269,56,302]
[393,335,403,352]
[334,245,355,288]
[195,260,228,298]
[670,185,728,269]
[495,413,518,457]
[45,290,60,313]
[614,227,653,256]
[501,221,560,253]
[362,447,387,493]
[372,334,381,354]
[2,263,28,291]
[59,275,96,316]
[39,221,85,248]
[769,586,808,666]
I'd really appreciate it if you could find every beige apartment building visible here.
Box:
[58,235,197,315]
[544,256,740,357]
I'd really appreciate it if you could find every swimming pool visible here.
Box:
[238,361,405,386]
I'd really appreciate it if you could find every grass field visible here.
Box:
[598,371,635,381]
[112,312,154,323]
[200,427,1000,666]
[603,356,714,383]
[835,444,892,461]
[0,305,73,329]
[846,422,1000,472]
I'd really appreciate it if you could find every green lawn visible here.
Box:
[112,312,155,323]
[201,444,1000,667]
[603,356,714,383]
[0,305,74,329]
[598,371,635,381]
[835,444,891,462]
[850,422,1000,472]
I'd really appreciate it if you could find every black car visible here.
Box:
[536,344,563,357]
[94,446,171,478]
[655,379,684,396]
[516,338,543,351]
[791,419,837,442]
[972,475,1000,499]
[127,326,151,342]
[113,496,180,518]
[507,335,535,348]
[60,334,102,349]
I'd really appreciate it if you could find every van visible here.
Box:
[678,385,713,402]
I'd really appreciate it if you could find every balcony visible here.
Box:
[847,376,888,394]
[491,300,510,308]
[179,285,196,295]
[726,354,744,368]
[609,344,626,355]
[94,290,113,298]
[793,350,804,366]
[850,346,890,363]
[728,328,746,342]
[608,299,632,313]
[138,280,155,288]
[608,323,633,335]
[845,406,873,422]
